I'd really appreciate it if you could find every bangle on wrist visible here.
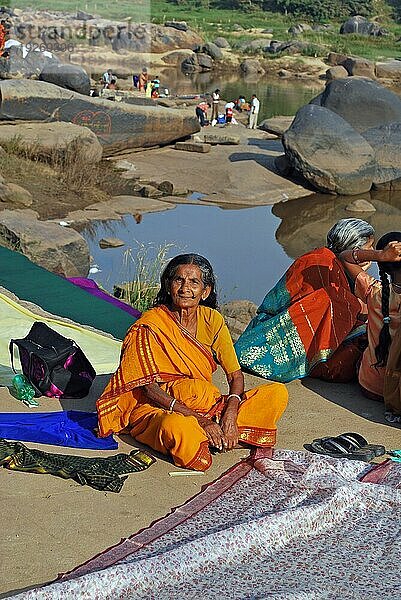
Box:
[169,398,176,413]
[226,393,242,403]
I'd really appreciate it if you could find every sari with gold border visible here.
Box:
[235,247,365,383]
[97,305,287,470]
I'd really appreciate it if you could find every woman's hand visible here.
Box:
[197,417,226,451]
[380,242,401,262]
[220,407,239,451]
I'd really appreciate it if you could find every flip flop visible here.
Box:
[336,432,386,457]
[304,437,375,462]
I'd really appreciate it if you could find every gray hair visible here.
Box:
[153,253,218,309]
[326,218,375,255]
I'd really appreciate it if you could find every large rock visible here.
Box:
[240,59,265,75]
[362,123,401,186]
[342,57,375,78]
[0,80,200,155]
[282,104,376,195]
[0,209,90,276]
[311,78,401,133]
[200,42,223,61]
[111,23,201,53]
[39,63,91,95]
[326,66,348,81]
[214,37,230,49]
[164,21,188,31]
[0,183,33,206]
[0,45,59,79]
[259,116,294,136]
[0,121,103,163]
[181,52,213,72]
[340,16,388,36]
[375,60,401,79]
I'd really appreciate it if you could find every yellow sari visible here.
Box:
[97,305,288,470]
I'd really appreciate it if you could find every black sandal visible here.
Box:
[336,432,385,457]
[304,436,375,462]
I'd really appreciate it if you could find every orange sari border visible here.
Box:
[238,427,277,447]
[185,440,212,471]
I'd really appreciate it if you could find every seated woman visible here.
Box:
[97,254,288,471]
[235,218,375,384]
[338,232,401,413]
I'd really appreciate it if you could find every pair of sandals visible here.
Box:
[304,432,385,462]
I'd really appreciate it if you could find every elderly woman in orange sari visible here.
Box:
[97,254,288,471]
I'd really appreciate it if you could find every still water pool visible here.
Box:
[83,204,292,305]
[83,76,401,304]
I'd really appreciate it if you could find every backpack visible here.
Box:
[10,322,96,399]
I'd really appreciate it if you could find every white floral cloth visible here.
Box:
[10,449,401,599]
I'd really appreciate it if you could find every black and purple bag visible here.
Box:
[9,321,96,399]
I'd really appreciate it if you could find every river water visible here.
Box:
[83,74,400,306]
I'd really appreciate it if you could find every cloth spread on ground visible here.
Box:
[13,448,401,599]
[0,289,121,386]
[0,411,117,450]
[67,278,141,319]
[97,305,287,471]
[235,247,366,382]
[0,439,155,493]
[0,246,137,340]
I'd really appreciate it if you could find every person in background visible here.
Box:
[0,20,7,55]
[108,79,117,91]
[196,101,210,127]
[133,74,139,89]
[235,95,246,112]
[235,219,375,384]
[138,68,148,92]
[151,75,160,98]
[338,232,401,416]
[97,254,288,471]
[102,69,114,88]
[145,79,153,98]
[248,94,260,129]
[225,101,235,125]
[211,88,220,124]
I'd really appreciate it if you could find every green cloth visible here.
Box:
[0,438,155,492]
[0,246,135,340]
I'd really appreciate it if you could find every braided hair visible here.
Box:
[374,232,401,367]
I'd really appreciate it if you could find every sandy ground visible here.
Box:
[1,368,400,598]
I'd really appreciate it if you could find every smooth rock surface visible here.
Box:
[259,116,294,137]
[99,237,125,248]
[39,63,91,95]
[175,141,211,153]
[346,198,376,212]
[0,80,200,155]
[362,123,401,186]
[283,104,376,195]
[0,121,103,163]
[0,209,90,276]
[311,78,401,133]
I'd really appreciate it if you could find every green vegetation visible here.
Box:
[115,243,176,312]
[5,0,401,60]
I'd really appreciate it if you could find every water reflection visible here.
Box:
[273,189,401,259]
[159,69,323,121]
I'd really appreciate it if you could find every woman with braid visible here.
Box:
[339,232,401,412]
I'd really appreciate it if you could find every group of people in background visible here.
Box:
[133,69,162,98]
[195,89,260,129]
[100,67,163,99]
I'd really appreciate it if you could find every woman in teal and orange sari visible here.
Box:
[235,219,375,383]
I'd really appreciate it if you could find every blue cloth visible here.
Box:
[0,411,117,450]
